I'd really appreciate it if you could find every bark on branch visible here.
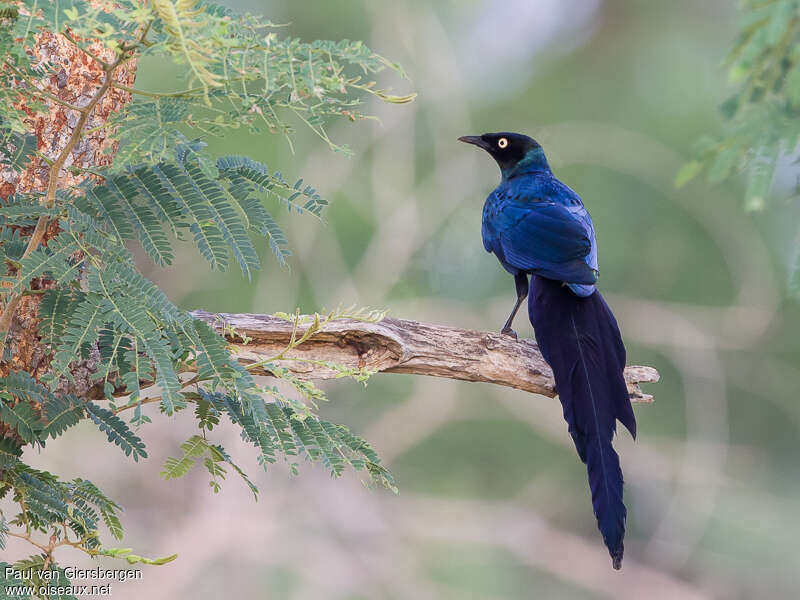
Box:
[191,311,660,403]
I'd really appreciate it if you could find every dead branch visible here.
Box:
[191,311,660,403]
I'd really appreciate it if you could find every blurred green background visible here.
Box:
[10,0,800,598]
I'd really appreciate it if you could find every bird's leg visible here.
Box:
[500,301,522,339]
[501,273,529,339]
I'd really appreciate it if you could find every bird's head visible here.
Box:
[458,132,549,179]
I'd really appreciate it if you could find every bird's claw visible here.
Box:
[500,327,518,340]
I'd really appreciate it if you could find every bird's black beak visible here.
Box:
[458,135,489,150]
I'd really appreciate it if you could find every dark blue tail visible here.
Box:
[528,275,636,569]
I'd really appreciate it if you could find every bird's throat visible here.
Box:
[501,147,551,180]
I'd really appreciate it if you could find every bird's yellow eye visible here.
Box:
[498,137,508,149]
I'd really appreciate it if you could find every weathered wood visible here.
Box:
[191,311,660,403]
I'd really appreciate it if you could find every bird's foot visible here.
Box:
[500,327,517,340]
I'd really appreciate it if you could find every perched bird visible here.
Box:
[459,132,636,570]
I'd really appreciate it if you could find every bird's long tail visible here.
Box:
[528,275,636,569]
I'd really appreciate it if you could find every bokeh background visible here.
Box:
[6,0,800,598]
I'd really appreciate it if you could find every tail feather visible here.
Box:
[528,275,635,569]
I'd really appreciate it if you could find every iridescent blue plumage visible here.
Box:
[461,132,636,569]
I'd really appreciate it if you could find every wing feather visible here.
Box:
[494,197,595,283]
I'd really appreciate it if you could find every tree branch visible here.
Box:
[191,311,660,403]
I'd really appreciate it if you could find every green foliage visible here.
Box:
[0,371,64,444]
[0,398,42,444]
[160,434,212,479]
[1,463,125,549]
[679,0,800,208]
[10,231,85,294]
[0,120,36,171]
[70,139,310,274]
[679,0,800,293]
[41,394,84,440]
[217,154,328,266]
[0,437,22,469]
[52,0,417,159]
[151,0,224,100]
[71,479,124,541]
[193,385,394,490]
[95,547,178,565]
[160,433,259,497]
[0,197,58,222]
[0,0,409,574]
[27,0,78,34]
[84,403,148,461]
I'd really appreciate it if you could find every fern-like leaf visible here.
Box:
[0,226,28,265]
[119,339,151,405]
[76,174,174,265]
[70,479,124,540]
[92,270,184,413]
[16,470,69,525]
[217,155,328,216]
[260,400,298,459]
[0,372,65,443]
[10,232,84,294]
[38,288,82,349]
[189,318,235,389]
[0,370,55,405]
[207,442,259,499]
[112,97,189,167]
[85,403,147,461]
[0,399,41,443]
[160,434,207,480]
[178,153,260,278]
[202,389,394,488]
[152,161,229,270]
[0,125,36,170]
[0,196,58,221]
[0,437,22,469]
[150,0,223,101]
[204,390,280,465]
[48,294,109,381]
[76,183,135,242]
[41,394,85,440]
[112,262,185,326]
[21,0,78,33]
[128,163,186,237]
[260,210,291,267]
[107,175,173,266]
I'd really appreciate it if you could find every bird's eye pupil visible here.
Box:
[498,138,508,148]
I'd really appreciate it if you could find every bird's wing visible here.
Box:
[481,212,495,253]
[494,195,593,281]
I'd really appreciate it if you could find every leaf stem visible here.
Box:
[113,395,162,415]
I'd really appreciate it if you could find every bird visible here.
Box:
[459,131,636,570]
